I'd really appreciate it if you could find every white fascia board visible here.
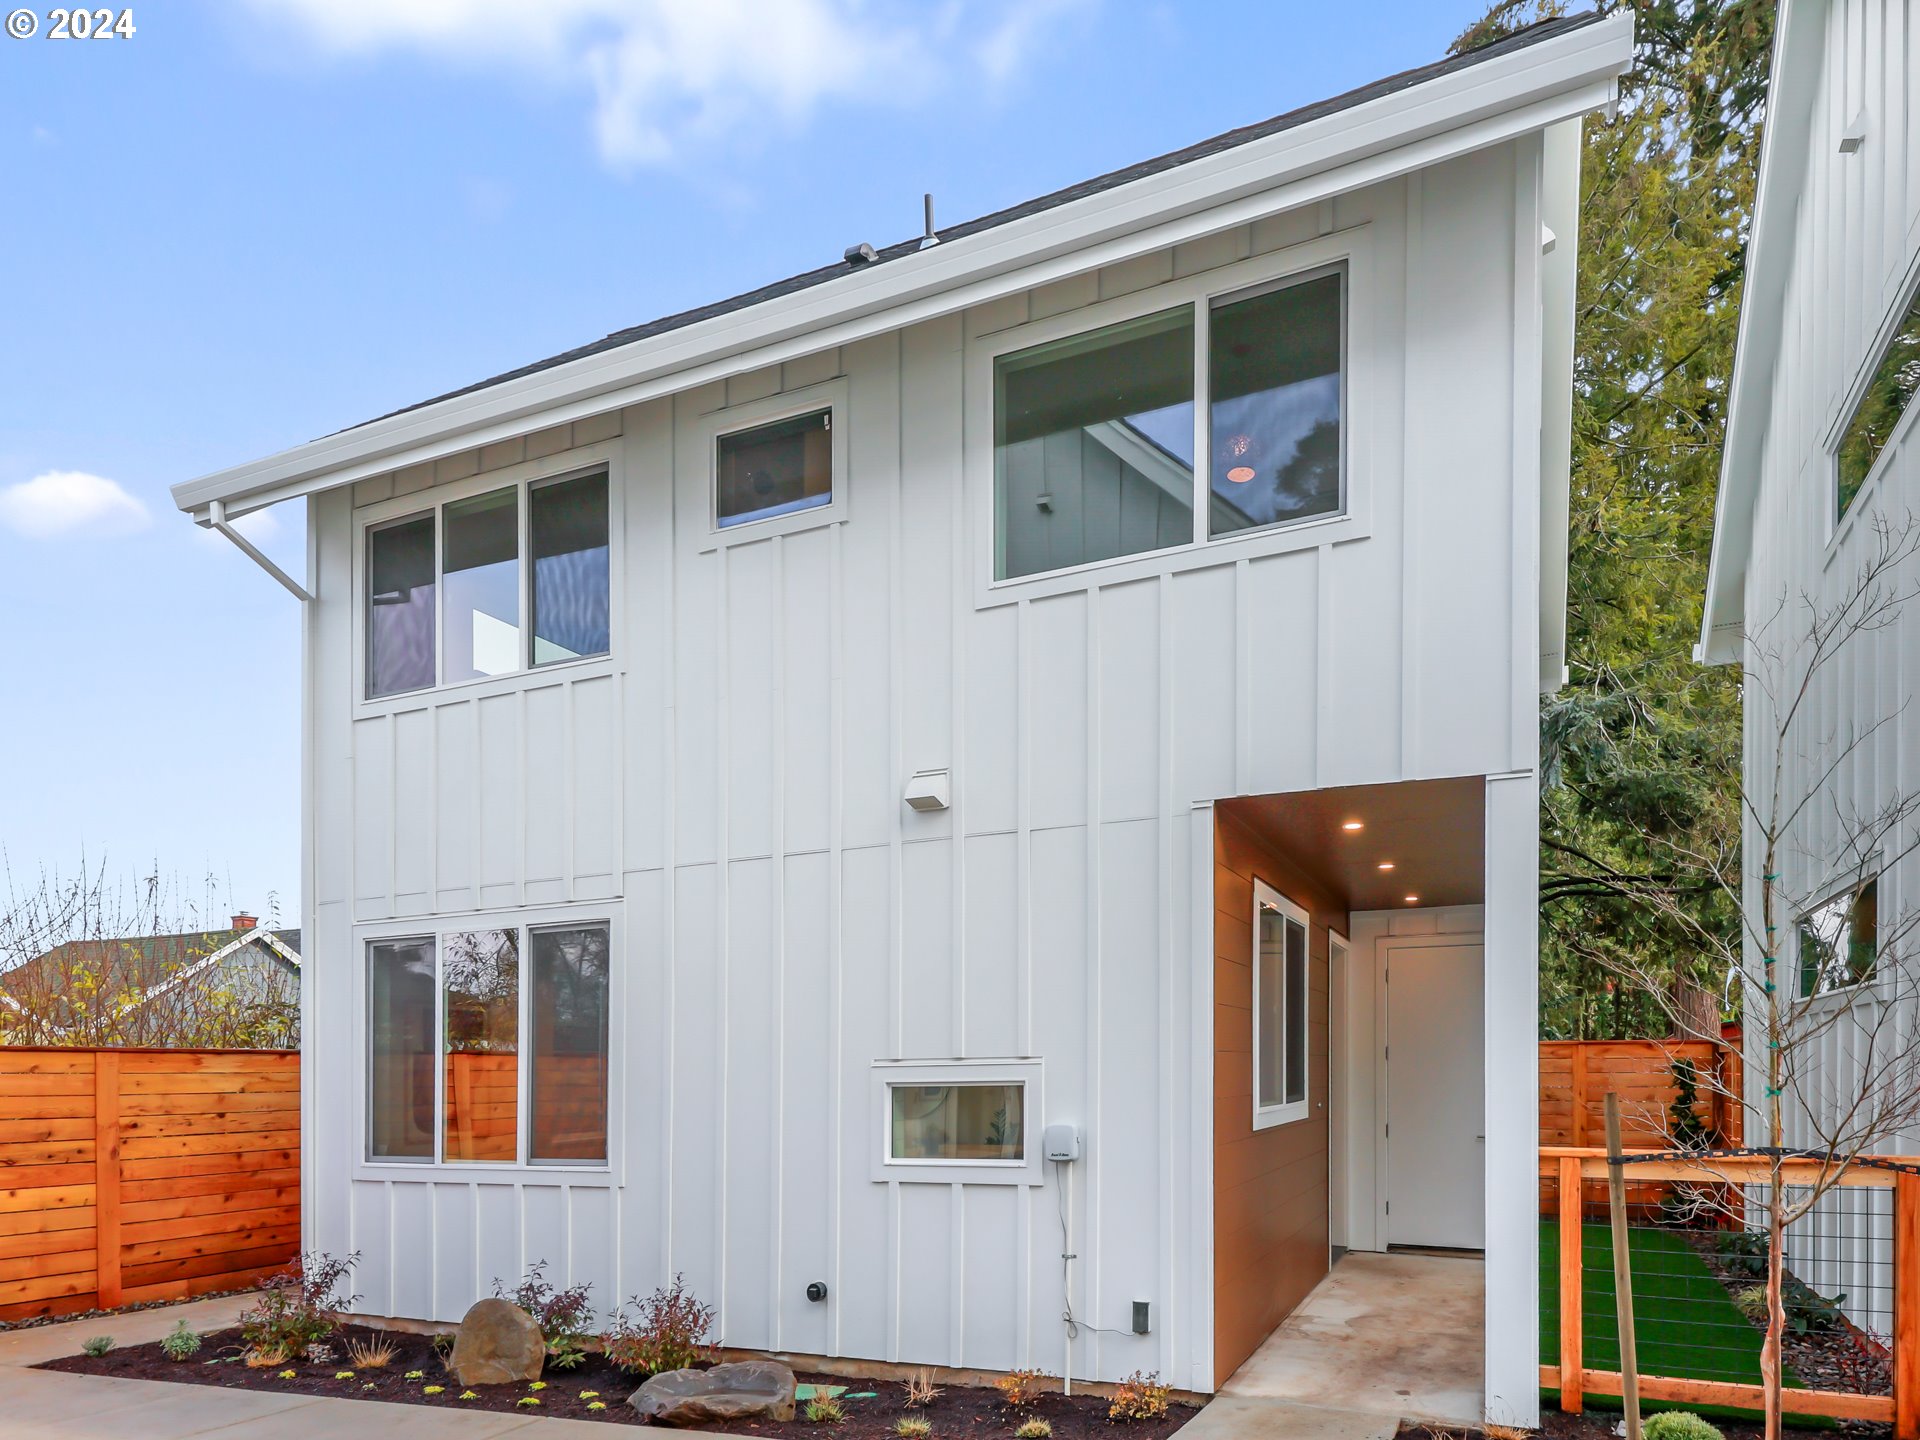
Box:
[1538,117,1581,694]
[175,13,1633,521]
[1700,0,1826,663]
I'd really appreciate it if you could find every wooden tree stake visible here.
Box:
[1605,1092,1642,1440]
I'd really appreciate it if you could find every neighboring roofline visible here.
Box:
[173,12,1634,522]
[1699,0,1827,664]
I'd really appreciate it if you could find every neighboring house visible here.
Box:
[172,14,1632,1423]
[0,914,301,1048]
[1701,0,1919,1337]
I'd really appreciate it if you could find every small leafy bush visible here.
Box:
[1108,1371,1171,1423]
[1016,1421,1052,1439]
[160,1321,201,1362]
[238,1251,360,1361]
[1643,1413,1725,1440]
[896,1419,933,1439]
[1733,1285,1768,1322]
[1715,1230,1770,1278]
[494,1260,594,1369]
[994,1369,1052,1409]
[603,1274,718,1375]
[1731,1279,1849,1334]
[903,1367,943,1408]
[806,1396,846,1424]
[80,1335,114,1358]
[431,1332,455,1359]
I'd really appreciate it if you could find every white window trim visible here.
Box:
[1795,872,1882,1003]
[869,1058,1044,1186]
[353,902,621,1184]
[353,441,622,712]
[694,377,851,552]
[1824,255,1920,557]
[964,225,1374,609]
[1252,879,1311,1131]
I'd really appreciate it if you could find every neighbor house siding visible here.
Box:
[300,137,1546,1392]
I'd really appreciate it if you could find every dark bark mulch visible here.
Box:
[42,1323,1197,1438]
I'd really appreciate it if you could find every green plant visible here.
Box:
[431,1332,456,1359]
[160,1321,201,1362]
[1643,1412,1725,1440]
[494,1260,594,1368]
[80,1335,114,1358]
[1783,1277,1848,1335]
[1016,1421,1052,1439]
[1733,1284,1768,1322]
[993,1369,1051,1409]
[1715,1230,1769,1278]
[896,1418,933,1439]
[806,1396,846,1424]
[1107,1371,1171,1423]
[602,1274,718,1375]
[237,1251,360,1361]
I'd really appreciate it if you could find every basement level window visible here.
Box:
[889,1081,1024,1163]
[869,1060,1043,1184]
[1799,877,1877,998]
[1837,289,1920,524]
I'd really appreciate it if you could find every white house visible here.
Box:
[175,14,1633,1424]
[1702,0,1920,1339]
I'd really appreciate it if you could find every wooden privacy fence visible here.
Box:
[1540,1041,1742,1215]
[1540,1147,1920,1436]
[0,1047,299,1322]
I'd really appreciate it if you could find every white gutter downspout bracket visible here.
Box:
[209,499,313,603]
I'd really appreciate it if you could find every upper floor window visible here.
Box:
[716,407,833,529]
[366,468,610,700]
[992,263,1345,581]
[1837,291,1920,524]
[1798,877,1877,998]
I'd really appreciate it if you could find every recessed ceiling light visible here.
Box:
[1226,466,1256,484]
[1404,894,1420,904]
[1341,820,1364,832]
[1377,861,1395,871]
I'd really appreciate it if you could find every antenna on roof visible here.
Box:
[920,192,939,250]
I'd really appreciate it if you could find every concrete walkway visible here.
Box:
[0,1295,613,1438]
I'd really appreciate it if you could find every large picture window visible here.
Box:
[1837,291,1920,524]
[365,467,610,699]
[1253,880,1310,1129]
[992,263,1346,581]
[365,918,612,1166]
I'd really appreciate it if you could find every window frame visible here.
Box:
[355,905,619,1180]
[695,378,851,551]
[1827,263,1920,550]
[868,1059,1044,1186]
[1251,879,1311,1131]
[1796,874,1880,1001]
[965,226,1372,607]
[353,444,620,709]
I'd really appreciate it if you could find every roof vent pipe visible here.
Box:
[844,241,877,266]
[920,192,939,249]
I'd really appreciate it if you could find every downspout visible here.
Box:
[208,499,313,603]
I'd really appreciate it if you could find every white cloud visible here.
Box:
[241,0,1078,169]
[0,471,150,539]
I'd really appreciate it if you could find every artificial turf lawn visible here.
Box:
[1539,1221,1823,1424]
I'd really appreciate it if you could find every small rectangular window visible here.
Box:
[1799,878,1878,997]
[443,928,519,1164]
[994,307,1196,580]
[888,1081,1024,1161]
[367,515,436,698]
[1254,882,1309,1127]
[1209,270,1344,537]
[443,488,521,682]
[716,408,833,528]
[367,938,436,1161]
[1838,293,1920,523]
[531,472,611,665]
[529,922,611,1164]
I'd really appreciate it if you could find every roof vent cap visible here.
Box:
[844,242,877,266]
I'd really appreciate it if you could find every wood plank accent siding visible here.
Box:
[1212,806,1343,1389]
[0,1047,299,1322]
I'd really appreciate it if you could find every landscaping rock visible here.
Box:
[629,1359,798,1425]
[449,1297,545,1386]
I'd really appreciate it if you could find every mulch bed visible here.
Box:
[43,1322,1197,1438]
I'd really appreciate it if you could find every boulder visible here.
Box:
[449,1297,545,1387]
[630,1359,797,1425]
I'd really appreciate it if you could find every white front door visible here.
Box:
[1384,939,1485,1249]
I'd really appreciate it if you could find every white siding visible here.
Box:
[302,140,1547,1392]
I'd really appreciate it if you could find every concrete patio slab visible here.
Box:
[1175,1394,1403,1440]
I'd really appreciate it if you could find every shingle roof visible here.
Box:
[0,927,300,1001]
[354,11,1604,434]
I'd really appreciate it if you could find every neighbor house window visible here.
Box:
[1253,880,1310,1128]
[716,408,833,528]
[992,264,1347,581]
[888,1082,1024,1162]
[1799,878,1878,997]
[365,918,611,1166]
[364,467,610,699]
[1837,290,1920,523]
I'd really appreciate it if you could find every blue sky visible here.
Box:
[0,0,1490,925]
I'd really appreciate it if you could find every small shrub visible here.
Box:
[517,1396,541,1408]
[580,1390,601,1400]
[405,1369,427,1380]
[430,1332,456,1359]
[80,1335,114,1358]
[160,1321,201,1362]
[277,1369,297,1380]
[589,1401,609,1412]
[1108,1371,1171,1423]
[237,1251,360,1361]
[459,1390,479,1400]
[494,1260,594,1368]
[806,1396,846,1424]
[334,1370,356,1380]
[1715,1231,1770,1278]
[346,1335,396,1369]
[896,1418,933,1439]
[244,1345,288,1369]
[903,1367,943,1408]
[1643,1412,1725,1440]
[423,1384,446,1396]
[603,1274,718,1375]
[1016,1421,1052,1440]
[1733,1285,1768,1322]
[1482,1427,1530,1440]
[994,1369,1052,1409]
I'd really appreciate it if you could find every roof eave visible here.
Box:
[173,11,1634,522]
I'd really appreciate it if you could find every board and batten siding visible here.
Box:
[299,137,1549,1392]
[1734,0,1920,1342]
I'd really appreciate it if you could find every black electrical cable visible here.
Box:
[1053,1158,1135,1341]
